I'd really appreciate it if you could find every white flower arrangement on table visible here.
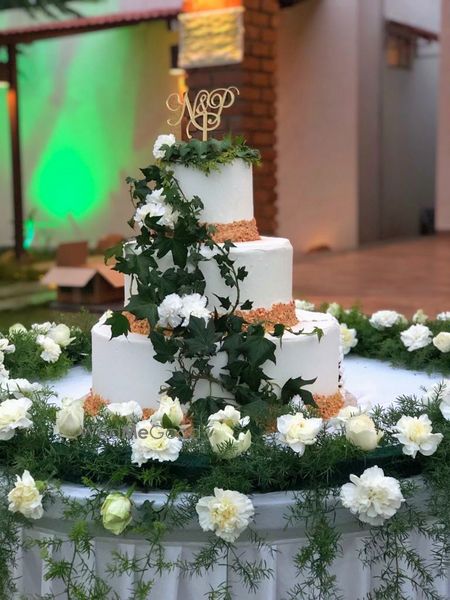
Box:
[369,310,406,330]
[400,324,433,352]
[393,415,443,458]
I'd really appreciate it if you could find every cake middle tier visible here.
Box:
[125,236,294,313]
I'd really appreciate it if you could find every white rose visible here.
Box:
[107,401,143,420]
[0,338,15,354]
[180,293,210,326]
[157,293,184,329]
[8,470,44,520]
[340,323,358,355]
[101,491,133,536]
[0,397,33,440]
[9,323,26,335]
[54,397,84,440]
[369,310,405,330]
[207,421,252,458]
[436,311,450,321]
[47,324,74,348]
[412,309,428,324]
[393,414,443,459]
[153,133,176,159]
[326,302,341,317]
[340,466,404,526]
[400,324,433,352]
[151,394,184,427]
[433,332,450,353]
[1,378,42,398]
[196,488,255,543]
[295,299,315,311]
[277,413,323,456]
[37,335,62,363]
[208,405,250,429]
[131,421,182,465]
[345,414,383,451]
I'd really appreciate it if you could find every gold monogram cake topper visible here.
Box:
[166,86,239,141]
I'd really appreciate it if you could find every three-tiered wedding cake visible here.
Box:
[91,139,342,413]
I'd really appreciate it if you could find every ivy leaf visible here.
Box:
[183,317,218,357]
[240,300,253,311]
[214,295,231,310]
[150,331,178,363]
[166,371,193,403]
[104,241,124,264]
[106,313,130,339]
[241,334,276,367]
[273,324,285,338]
[281,376,317,406]
[237,266,248,281]
[125,296,159,328]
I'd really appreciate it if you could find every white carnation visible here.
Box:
[107,401,143,420]
[1,378,42,398]
[54,397,84,440]
[393,414,443,458]
[277,413,322,455]
[0,397,32,440]
[340,466,404,526]
[345,414,383,451]
[326,302,341,317]
[47,324,74,348]
[422,381,450,420]
[157,293,184,328]
[31,322,53,335]
[400,324,433,352]
[208,405,250,429]
[433,332,450,353]
[295,299,315,311]
[151,394,184,427]
[180,293,210,326]
[0,338,15,354]
[8,470,44,520]
[412,309,428,324]
[134,189,178,230]
[37,335,62,363]
[436,311,450,321]
[196,488,254,542]
[0,363,9,382]
[369,310,405,330]
[131,420,182,465]
[340,323,358,355]
[153,133,176,159]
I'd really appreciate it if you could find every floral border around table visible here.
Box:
[0,308,449,598]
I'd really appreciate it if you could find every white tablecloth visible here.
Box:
[13,359,449,599]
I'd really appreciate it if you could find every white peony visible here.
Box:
[131,420,182,465]
[412,309,428,324]
[400,324,433,352]
[47,324,74,348]
[8,470,44,520]
[277,413,323,456]
[340,323,358,355]
[326,302,341,317]
[37,335,62,363]
[0,397,33,440]
[153,133,176,159]
[340,466,404,526]
[151,394,184,427]
[180,293,210,326]
[107,401,143,420]
[345,414,383,451]
[369,310,405,330]
[208,405,250,429]
[207,421,252,458]
[433,332,450,353]
[393,414,443,458]
[54,397,84,440]
[295,299,315,311]
[9,323,26,335]
[157,293,184,328]
[0,338,15,354]
[196,488,255,542]
[436,311,450,321]
[2,378,42,398]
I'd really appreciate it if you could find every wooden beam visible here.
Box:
[7,44,24,259]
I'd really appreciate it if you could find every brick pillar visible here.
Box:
[184,0,279,235]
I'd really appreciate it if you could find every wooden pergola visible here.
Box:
[0,6,180,258]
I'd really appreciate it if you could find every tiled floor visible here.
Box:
[293,235,450,317]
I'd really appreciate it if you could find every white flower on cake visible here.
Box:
[412,309,428,324]
[196,488,255,543]
[208,405,250,429]
[101,492,132,535]
[277,413,323,456]
[99,310,113,325]
[0,338,15,354]
[179,293,210,326]
[47,324,74,348]
[369,310,405,330]
[153,133,176,159]
[295,299,315,311]
[393,415,443,458]
[326,302,341,317]
[436,311,450,321]
[433,332,450,353]
[0,397,33,440]
[151,394,184,427]
[340,466,404,526]
[131,420,182,465]
[37,335,62,363]
[9,323,26,335]
[54,397,84,440]
[134,189,178,230]
[107,401,143,420]
[340,323,358,355]
[345,414,383,451]
[400,324,433,352]
[157,293,184,328]
[1,378,42,398]
[8,470,44,520]
[199,246,219,260]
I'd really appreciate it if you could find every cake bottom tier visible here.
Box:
[91,310,341,409]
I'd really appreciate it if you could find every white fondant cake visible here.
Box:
[125,236,293,312]
[92,310,340,408]
[172,159,253,223]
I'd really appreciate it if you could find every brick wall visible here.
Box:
[185,0,279,234]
